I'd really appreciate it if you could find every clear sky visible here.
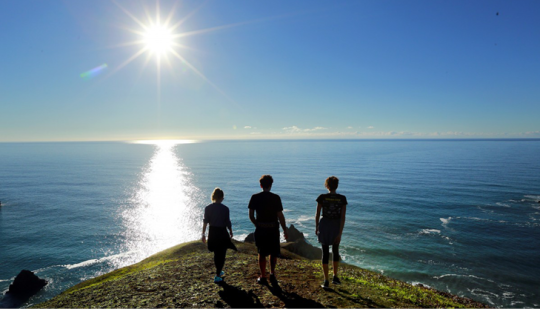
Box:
[1,0,539,141]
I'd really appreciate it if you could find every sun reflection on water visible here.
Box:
[116,140,203,267]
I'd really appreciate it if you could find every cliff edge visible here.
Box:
[33,239,488,308]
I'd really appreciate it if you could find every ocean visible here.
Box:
[0,140,539,308]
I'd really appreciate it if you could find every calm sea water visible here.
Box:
[0,140,539,308]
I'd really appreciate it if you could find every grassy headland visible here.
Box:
[33,239,488,308]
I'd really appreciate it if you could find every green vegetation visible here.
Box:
[34,241,488,308]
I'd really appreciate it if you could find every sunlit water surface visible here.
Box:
[0,140,539,308]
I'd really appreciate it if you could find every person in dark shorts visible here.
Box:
[202,188,237,283]
[315,176,348,288]
[249,175,288,284]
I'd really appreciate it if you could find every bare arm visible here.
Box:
[249,208,257,227]
[277,211,288,241]
[202,222,208,244]
[315,202,322,235]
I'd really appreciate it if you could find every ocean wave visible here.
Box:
[510,301,525,306]
[495,202,511,208]
[524,195,540,201]
[434,273,496,284]
[502,292,515,299]
[440,217,453,226]
[63,258,101,270]
[419,229,440,235]
[412,282,433,289]
[61,251,133,270]
[468,288,498,305]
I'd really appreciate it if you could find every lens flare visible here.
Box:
[80,63,108,80]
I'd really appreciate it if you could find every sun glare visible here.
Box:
[111,1,240,106]
[143,24,174,55]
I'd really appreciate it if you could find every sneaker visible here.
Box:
[332,275,341,285]
[214,276,223,283]
[257,277,268,285]
[219,271,225,277]
[321,280,330,289]
[269,273,278,284]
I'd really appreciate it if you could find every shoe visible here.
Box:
[321,280,329,289]
[214,276,223,283]
[269,273,278,284]
[332,275,341,285]
[219,271,225,277]
[257,277,268,285]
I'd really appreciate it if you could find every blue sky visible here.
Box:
[0,0,539,141]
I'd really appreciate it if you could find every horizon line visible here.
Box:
[1,137,540,144]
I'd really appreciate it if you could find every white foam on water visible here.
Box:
[434,273,496,284]
[233,233,249,241]
[440,217,452,226]
[502,292,515,299]
[468,288,498,305]
[295,215,311,222]
[419,229,440,235]
[495,202,511,208]
[63,259,100,270]
[441,235,453,244]
[510,301,525,306]
[412,282,433,289]
[524,195,540,201]
[62,251,133,270]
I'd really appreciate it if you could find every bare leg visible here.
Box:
[270,255,277,275]
[258,254,267,278]
[333,260,339,277]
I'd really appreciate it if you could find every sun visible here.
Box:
[111,1,241,106]
[143,23,174,56]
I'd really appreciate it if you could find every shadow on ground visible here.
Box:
[217,282,264,308]
[266,280,325,308]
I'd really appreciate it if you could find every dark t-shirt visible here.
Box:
[316,193,348,219]
[203,203,232,229]
[248,191,283,224]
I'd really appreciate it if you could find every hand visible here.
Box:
[229,231,233,238]
[283,229,289,241]
[315,227,319,235]
[202,235,206,244]
[333,235,341,246]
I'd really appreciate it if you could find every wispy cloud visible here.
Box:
[282,126,327,133]
[367,126,374,129]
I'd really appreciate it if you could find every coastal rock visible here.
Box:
[282,224,323,260]
[281,239,322,260]
[0,270,47,308]
[286,224,305,242]
[6,270,47,297]
[243,233,255,243]
[244,224,304,243]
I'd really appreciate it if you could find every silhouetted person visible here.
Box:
[202,187,236,283]
[249,175,288,284]
[315,176,348,288]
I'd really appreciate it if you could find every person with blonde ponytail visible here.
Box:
[202,187,237,283]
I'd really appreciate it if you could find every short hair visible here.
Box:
[325,176,339,191]
[259,175,273,189]
[211,187,224,202]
